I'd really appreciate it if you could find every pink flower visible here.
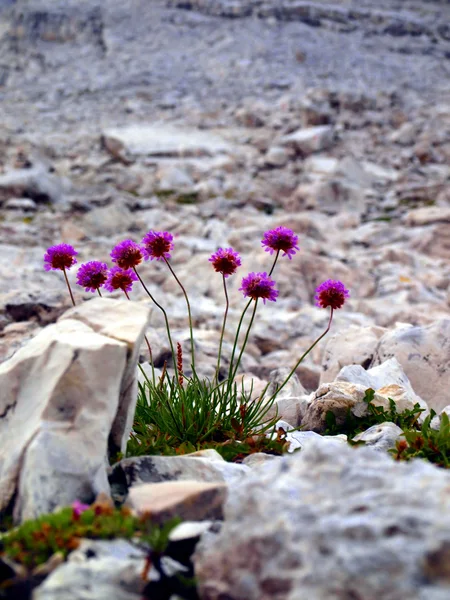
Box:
[141,231,174,261]
[72,500,90,520]
[105,267,138,293]
[44,244,78,271]
[239,272,278,304]
[315,280,349,310]
[110,240,144,269]
[261,227,299,260]
[76,261,108,293]
[209,247,242,278]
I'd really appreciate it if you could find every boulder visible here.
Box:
[195,443,450,600]
[353,421,403,452]
[280,125,334,155]
[0,299,150,522]
[301,381,425,434]
[321,325,387,383]
[127,480,228,523]
[102,124,232,161]
[371,320,450,413]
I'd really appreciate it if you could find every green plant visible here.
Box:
[323,388,425,438]
[0,501,179,571]
[126,368,285,461]
[392,411,450,468]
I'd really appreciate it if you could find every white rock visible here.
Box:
[372,320,450,413]
[405,206,450,226]
[353,421,403,452]
[280,125,334,155]
[336,357,428,414]
[321,325,387,384]
[194,443,450,600]
[102,124,232,159]
[0,299,150,522]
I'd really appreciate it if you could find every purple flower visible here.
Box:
[261,226,299,260]
[76,261,108,293]
[72,499,90,520]
[239,272,279,304]
[110,240,144,270]
[209,247,242,278]
[315,280,349,310]
[44,244,78,271]
[105,267,138,293]
[141,231,174,261]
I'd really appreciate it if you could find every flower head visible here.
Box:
[315,280,349,310]
[261,226,299,260]
[239,272,279,304]
[209,247,242,278]
[141,230,174,261]
[105,267,138,293]
[76,261,108,293]
[72,500,90,520]
[110,240,143,270]
[44,244,78,271]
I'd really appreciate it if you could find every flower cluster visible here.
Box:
[44,224,349,394]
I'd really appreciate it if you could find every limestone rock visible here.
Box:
[301,381,423,434]
[336,357,428,415]
[280,125,334,155]
[102,124,232,160]
[0,166,67,205]
[110,453,249,503]
[353,421,403,452]
[127,480,227,523]
[371,320,450,413]
[0,299,150,522]
[321,325,387,384]
[194,443,450,600]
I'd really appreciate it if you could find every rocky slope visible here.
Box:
[0,0,449,387]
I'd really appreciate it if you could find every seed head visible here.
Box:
[261,226,299,260]
[76,261,108,293]
[44,244,78,271]
[110,240,143,269]
[315,279,349,310]
[239,272,279,304]
[209,247,242,277]
[105,267,138,293]
[141,230,174,261]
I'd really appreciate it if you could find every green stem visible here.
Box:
[268,249,280,276]
[123,288,156,386]
[267,308,334,403]
[97,288,102,297]
[62,268,75,306]
[163,257,196,372]
[133,266,178,381]
[230,299,259,382]
[215,274,229,384]
[227,298,252,384]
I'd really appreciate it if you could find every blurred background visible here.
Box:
[0,0,449,388]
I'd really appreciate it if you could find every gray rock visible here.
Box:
[194,442,450,600]
[3,197,37,211]
[372,320,450,413]
[110,453,249,502]
[0,299,150,522]
[102,124,232,160]
[280,125,334,155]
[127,480,228,523]
[353,421,403,452]
[321,325,387,384]
[0,166,67,205]
[336,357,428,415]
[301,381,424,434]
